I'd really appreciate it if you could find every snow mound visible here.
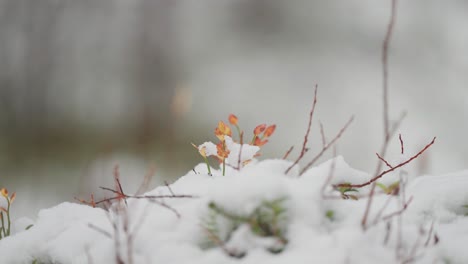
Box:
[1,158,468,264]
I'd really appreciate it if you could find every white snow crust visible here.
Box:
[1,157,468,264]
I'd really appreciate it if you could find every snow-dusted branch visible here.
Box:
[285,85,318,174]
[337,137,435,189]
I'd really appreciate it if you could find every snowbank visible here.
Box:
[1,158,468,264]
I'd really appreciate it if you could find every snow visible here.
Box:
[1,156,468,264]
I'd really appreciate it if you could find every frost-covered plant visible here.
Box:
[201,197,288,257]
[193,114,276,176]
[0,187,16,239]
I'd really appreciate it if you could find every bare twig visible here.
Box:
[88,223,112,238]
[128,203,151,242]
[321,146,337,199]
[383,221,392,245]
[136,165,156,195]
[381,196,413,221]
[382,0,398,140]
[319,122,327,148]
[337,137,435,189]
[237,131,244,170]
[113,165,127,206]
[299,116,354,175]
[148,199,181,218]
[282,146,294,160]
[201,225,244,258]
[372,191,397,226]
[285,85,318,174]
[399,134,404,154]
[424,221,435,247]
[363,0,401,230]
[376,153,394,169]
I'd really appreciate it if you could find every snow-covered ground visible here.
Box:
[1,138,468,263]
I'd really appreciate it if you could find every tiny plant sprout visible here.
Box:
[228,114,238,126]
[325,210,335,221]
[192,114,276,176]
[0,187,16,239]
[335,183,359,200]
[192,143,212,175]
[228,114,242,139]
[251,124,276,146]
[376,181,400,195]
[214,121,232,141]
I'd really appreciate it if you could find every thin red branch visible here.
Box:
[285,85,318,174]
[363,0,404,228]
[299,116,354,176]
[376,153,393,169]
[113,165,127,205]
[282,146,294,160]
[339,137,435,189]
[236,131,244,170]
[399,133,404,154]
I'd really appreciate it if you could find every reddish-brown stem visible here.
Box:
[236,131,244,170]
[299,116,354,175]
[376,153,393,169]
[285,85,318,174]
[113,165,127,206]
[362,0,403,228]
[282,146,294,160]
[339,137,435,189]
[399,133,404,154]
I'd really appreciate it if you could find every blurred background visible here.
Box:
[0,0,467,218]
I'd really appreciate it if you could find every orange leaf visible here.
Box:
[215,121,232,140]
[216,142,230,159]
[10,192,16,203]
[254,137,268,146]
[263,125,276,137]
[253,124,267,136]
[0,188,8,198]
[228,114,238,125]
